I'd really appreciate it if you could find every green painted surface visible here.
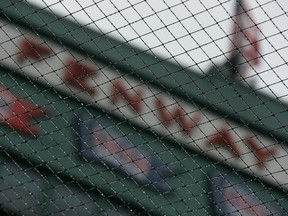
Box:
[0,66,287,215]
[0,1,287,215]
[0,157,134,215]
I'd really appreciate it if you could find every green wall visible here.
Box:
[0,0,287,215]
[0,65,286,215]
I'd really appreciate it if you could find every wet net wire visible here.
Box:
[0,0,287,215]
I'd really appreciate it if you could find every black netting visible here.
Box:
[0,0,287,215]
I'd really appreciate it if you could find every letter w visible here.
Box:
[111,80,143,113]
[155,97,201,135]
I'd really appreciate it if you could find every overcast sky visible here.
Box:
[27,0,288,101]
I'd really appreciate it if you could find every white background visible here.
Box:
[26,0,288,101]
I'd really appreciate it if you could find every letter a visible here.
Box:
[207,127,240,158]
